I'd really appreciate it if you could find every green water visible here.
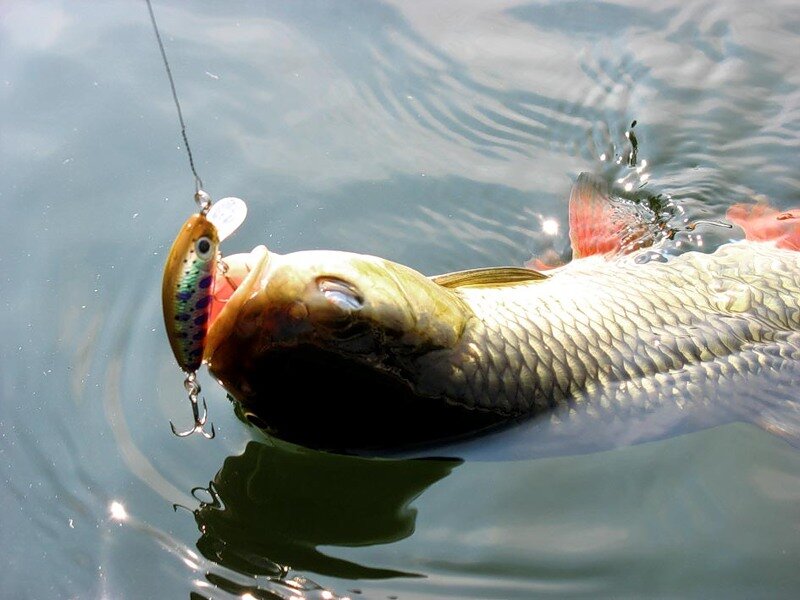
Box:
[2,1,800,598]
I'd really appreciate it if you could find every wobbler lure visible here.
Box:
[162,194,219,374]
[161,192,218,437]
[161,194,247,438]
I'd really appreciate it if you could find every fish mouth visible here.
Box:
[206,246,270,353]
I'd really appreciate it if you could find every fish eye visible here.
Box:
[317,277,363,311]
[195,236,214,261]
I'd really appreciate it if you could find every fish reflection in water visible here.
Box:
[181,438,459,597]
[180,422,800,598]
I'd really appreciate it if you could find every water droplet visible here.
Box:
[634,250,668,264]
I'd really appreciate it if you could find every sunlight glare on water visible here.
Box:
[109,500,128,522]
[2,0,800,598]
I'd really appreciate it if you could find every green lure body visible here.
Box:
[162,213,219,373]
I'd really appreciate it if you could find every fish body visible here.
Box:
[202,175,800,453]
[422,242,800,416]
[205,240,800,452]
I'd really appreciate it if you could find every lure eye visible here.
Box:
[195,236,214,261]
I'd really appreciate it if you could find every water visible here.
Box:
[2,0,800,597]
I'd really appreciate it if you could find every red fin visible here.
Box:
[727,203,800,251]
[568,173,653,260]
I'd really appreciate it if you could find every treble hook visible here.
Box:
[191,482,224,510]
[172,482,222,515]
[170,372,215,439]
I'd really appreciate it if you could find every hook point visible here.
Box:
[170,420,195,437]
[201,422,216,439]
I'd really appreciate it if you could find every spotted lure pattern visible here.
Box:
[162,213,219,372]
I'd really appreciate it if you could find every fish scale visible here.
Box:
[417,242,800,423]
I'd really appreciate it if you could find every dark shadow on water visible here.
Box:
[190,438,461,580]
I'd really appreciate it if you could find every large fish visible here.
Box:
[202,174,800,455]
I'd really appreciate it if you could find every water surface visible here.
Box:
[2,1,800,598]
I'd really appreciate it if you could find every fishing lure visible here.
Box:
[162,192,218,374]
[162,192,246,438]
[146,0,251,439]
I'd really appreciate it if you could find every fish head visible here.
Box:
[207,246,468,365]
[202,246,498,449]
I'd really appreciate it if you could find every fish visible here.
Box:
[202,174,800,455]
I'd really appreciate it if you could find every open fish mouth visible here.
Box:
[209,246,269,328]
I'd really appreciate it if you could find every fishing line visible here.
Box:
[148,0,221,440]
[145,0,204,196]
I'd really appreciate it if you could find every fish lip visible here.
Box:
[205,245,270,361]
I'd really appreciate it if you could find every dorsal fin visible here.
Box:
[432,266,547,289]
[727,203,800,251]
[568,173,654,260]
